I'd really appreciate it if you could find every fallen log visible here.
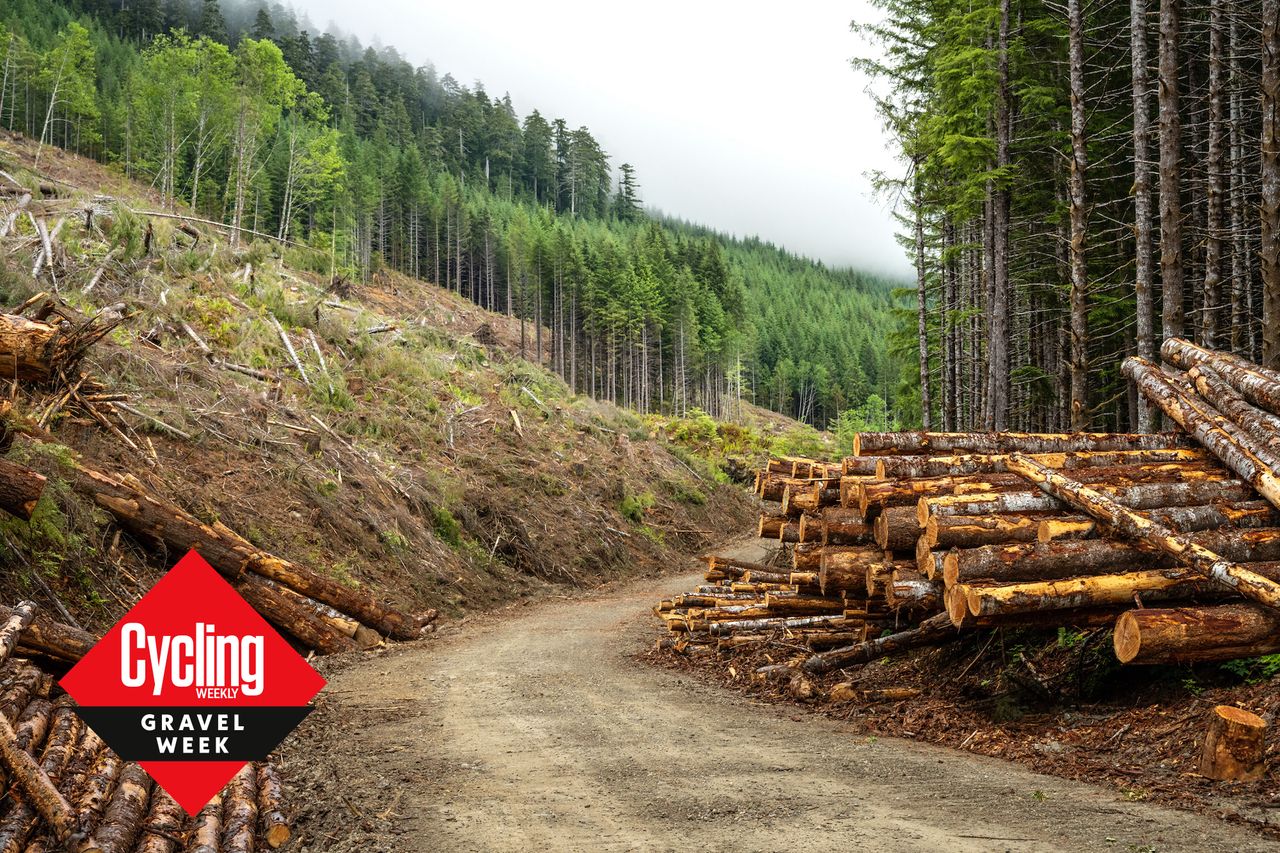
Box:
[0,602,36,668]
[818,546,883,594]
[873,506,921,551]
[1122,357,1280,508]
[0,603,96,663]
[185,791,221,853]
[922,512,1048,549]
[1007,453,1280,610]
[66,461,421,639]
[801,612,958,673]
[1189,365,1280,448]
[955,573,1221,621]
[871,448,1207,480]
[233,574,358,654]
[1114,603,1280,664]
[0,699,89,853]
[851,431,1188,457]
[72,744,122,841]
[1038,501,1280,542]
[257,763,291,849]
[817,508,874,545]
[133,787,183,853]
[0,459,46,520]
[94,762,152,853]
[708,614,848,636]
[943,529,1280,586]
[1161,336,1280,416]
[222,763,258,853]
[1199,705,1268,781]
[918,478,1254,526]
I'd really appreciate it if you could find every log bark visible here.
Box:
[922,512,1047,549]
[1038,501,1279,542]
[221,763,257,853]
[0,700,87,853]
[0,601,36,668]
[945,529,1280,585]
[870,447,1204,479]
[818,508,873,545]
[957,572,1221,621]
[0,312,69,383]
[73,463,420,639]
[94,762,152,853]
[1007,453,1280,610]
[233,574,358,654]
[757,514,787,540]
[72,743,123,839]
[918,478,1252,526]
[1189,365,1280,448]
[1114,603,1280,663]
[708,614,848,636]
[134,787,184,853]
[186,791,222,853]
[0,459,45,520]
[1199,705,1267,781]
[257,763,291,849]
[801,613,958,673]
[1162,337,1280,415]
[873,506,921,551]
[0,665,48,725]
[1126,356,1280,498]
[818,547,882,594]
[852,431,1188,456]
[706,556,775,578]
[0,602,99,663]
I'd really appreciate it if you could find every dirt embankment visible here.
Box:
[280,538,1273,853]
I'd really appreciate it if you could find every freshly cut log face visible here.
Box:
[1114,603,1280,663]
[851,430,1188,457]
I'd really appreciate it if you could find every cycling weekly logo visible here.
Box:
[60,550,325,814]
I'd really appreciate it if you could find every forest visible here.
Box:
[862,0,1279,432]
[0,0,904,431]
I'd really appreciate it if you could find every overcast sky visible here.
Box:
[291,0,910,277]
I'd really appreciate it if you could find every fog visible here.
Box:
[289,0,910,277]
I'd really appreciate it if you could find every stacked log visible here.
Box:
[0,619,295,852]
[680,399,1280,680]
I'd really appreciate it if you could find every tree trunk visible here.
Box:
[1068,0,1089,429]
[1189,365,1280,446]
[1132,0,1156,430]
[1262,0,1280,365]
[1203,0,1226,347]
[922,512,1048,549]
[1038,500,1279,542]
[986,0,1012,430]
[915,172,931,430]
[1115,603,1280,663]
[0,602,35,669]
[0,602,95,663]
[1162,337,1280,415]
[873,505,921,551]
[133,787,183,853]
[956,571,1220,620]
[185,791,221,853]
[221,763,258,853]
[1158,0,1184,338]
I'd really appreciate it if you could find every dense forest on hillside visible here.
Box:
[0,0,903,431]
[861,0,1278,432]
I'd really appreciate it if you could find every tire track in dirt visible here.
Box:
[297,539,1278,852]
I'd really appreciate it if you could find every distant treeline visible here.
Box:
[0,0,903,426]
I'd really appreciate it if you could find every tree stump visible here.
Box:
[1199,705,1268,781]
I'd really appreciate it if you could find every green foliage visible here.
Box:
[619,492,656,523]
[831,394,896,453]
[431,506,464,549]
[1220,655,1280,684]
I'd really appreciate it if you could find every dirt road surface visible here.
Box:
[289,541,1278,852]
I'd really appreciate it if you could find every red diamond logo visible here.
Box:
[60,550,326,814]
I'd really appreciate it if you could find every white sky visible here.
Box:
[290,0,910,277]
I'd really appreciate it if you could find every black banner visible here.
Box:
[74,706,314,761]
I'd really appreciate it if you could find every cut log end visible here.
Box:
[1199,705,1267,781]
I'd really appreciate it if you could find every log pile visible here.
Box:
[660,343,1280,695]
[0,604,294,852]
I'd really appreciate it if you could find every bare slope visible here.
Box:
[0,133,762,632]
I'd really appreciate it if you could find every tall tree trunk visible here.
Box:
[1068,0,1090,430]
[986,0,1012,431]
[1262,0,1280,365]
[1158,0,1185,338]
[1133,0,1156,429]
[915,175,931,430]
[1229,10,1248,355]
[1203,0,1226,348]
